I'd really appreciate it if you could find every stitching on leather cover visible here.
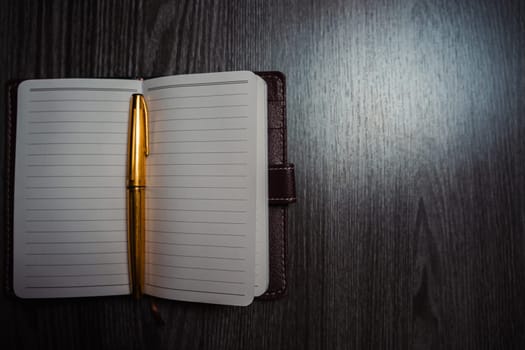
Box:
[280,207,286,294]
[5,83,13,294]
[264,209,286,297]
[269,197,296,201]
[273,77,287,297]
[269,167,294,171]
[275,207,286,296]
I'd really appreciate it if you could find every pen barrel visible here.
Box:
[127,186,146,298]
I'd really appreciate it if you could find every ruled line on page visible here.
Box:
[25,186,123,189]
[24,263,127,267]
[147,230,246,237]
[146,263,245,272]
[29,110,128,113]
[26,241,126,245]
[149,186,247,189]
[25,219,124,223]
[27,164,125,167]
[25,273,128,278]
[28,131,127,135]
[146,197,247,201]
[148,175,247,178]
[27,109,128,113]
[150,139,248,144]
[27,208,125,211]
[148,93,247,101]
[146,252,245,261]
[27,153,125,156]
[25,284,129,289]
[145,284,245,297]
[30,87,137,92]
[28,114,127,120]
[25,197,124,200]
[146,163,247,166]
[26,229,124,234]
[27,175,123,178]
[147,208,247,213]
[147,273,243,284]
[29,121,128,125]
[150,116,248,122]
[28,142,125,146]
[151,151,248,155]
[146,219,245,224]
[25,251,126,256]
[30,99,129,102]
[147,80,248,91]
[150,127,247,133]
[149,105,248,112]
[146,242,245,249]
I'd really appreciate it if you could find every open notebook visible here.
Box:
[12,71,269,306]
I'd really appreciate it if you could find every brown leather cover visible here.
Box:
[4,72,295,300]
[255,72,295,299]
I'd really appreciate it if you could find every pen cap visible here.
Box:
[127,94,149,187]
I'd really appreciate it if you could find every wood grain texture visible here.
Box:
[1,0,524,349]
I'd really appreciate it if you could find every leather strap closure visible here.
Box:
[268,163,296,205]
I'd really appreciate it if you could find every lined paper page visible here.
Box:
[13,79,141,298]
[143,72,261,306]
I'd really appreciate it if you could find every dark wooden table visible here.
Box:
[1,1,524,349]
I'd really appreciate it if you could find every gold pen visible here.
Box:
[127,94,149,298]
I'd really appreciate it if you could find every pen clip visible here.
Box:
[142,96,149,157]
